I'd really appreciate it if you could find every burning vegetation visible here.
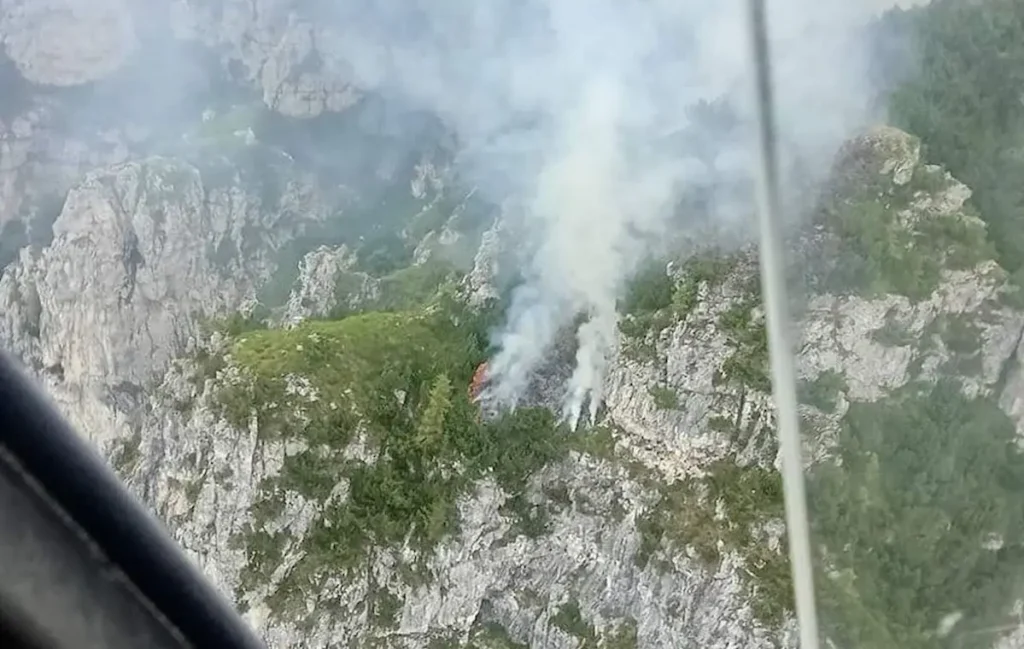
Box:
[469,361,489,403]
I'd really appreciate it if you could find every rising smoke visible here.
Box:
[313,0,886,427]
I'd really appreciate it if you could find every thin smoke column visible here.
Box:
[484,77,686,426]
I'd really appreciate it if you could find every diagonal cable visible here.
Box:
[744,1,821,647]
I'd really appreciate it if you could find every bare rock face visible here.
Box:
[0,153,330,446]
[281,245,379,325]
[0,0,365,241]
[465,219,502,308]
[0,101,134,254]
[0,0,366,141]
[0,0,136,86]
[604,257,774,483]
[258,21,362,118]
[171,0,362,119]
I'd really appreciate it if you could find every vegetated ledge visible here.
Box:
[795,129,1024,646]
[806,126,995,302]
[607,125,1016,633]
[190,286,796,636]
[617,126,996,366]
[205,298,573,619]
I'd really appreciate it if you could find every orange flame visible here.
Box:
[469,362,489,402]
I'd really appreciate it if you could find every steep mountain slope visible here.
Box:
[6,110,1024,647]
[5,1,1024,648]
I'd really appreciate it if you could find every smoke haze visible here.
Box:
[305,0,889,424]
[3,0,897,423]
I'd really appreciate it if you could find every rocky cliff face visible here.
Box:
[4,100,1023,649]
[2,1,1022,648]
[1,0,359,116]
[0,151,333,445]
[1,0,137,86]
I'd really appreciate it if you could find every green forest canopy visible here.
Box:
[887,0,1024,275]
[798,3,1024,641]
[809,380,1024,648]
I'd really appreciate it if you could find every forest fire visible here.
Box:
[469,361,489,403]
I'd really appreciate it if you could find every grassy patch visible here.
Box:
[110,430,143,476]
[374,259,462,312]
[621,263,675,315]
[635,515,666,571]
[568,425,652,487]
[328,269,373,317]
[370,588,404,627]
[617,261,675,361]
[330,258,462,319]
[870,309,917,347]
[935,313,982,356]
[601,618,638,649]
[548,604,638,649]
[221,310,478,440]
[237,526,289,592]
[224,310,272,336]
[501,493,552,539]
[463,622,529,649]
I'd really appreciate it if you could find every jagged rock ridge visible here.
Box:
[6,115,1024,648]
[2,1,1024,647]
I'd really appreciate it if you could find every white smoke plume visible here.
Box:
[314,0,889,424]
